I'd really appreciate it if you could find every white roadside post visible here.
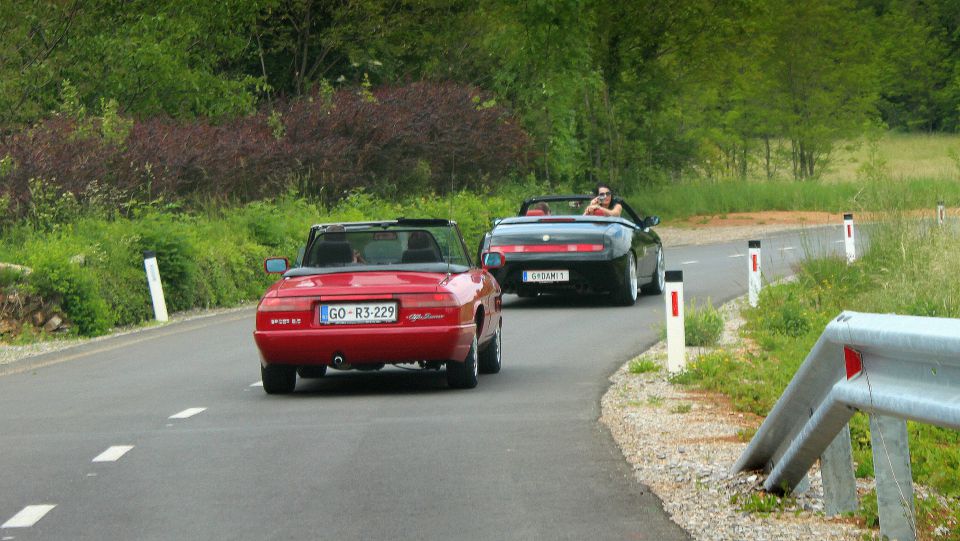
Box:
[748,240,761,308]
[664,270,685,373]
[843,213,856,263]
[937,201,945,227]
[143,250,168,322]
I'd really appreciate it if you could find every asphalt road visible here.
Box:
[0,225,855,540]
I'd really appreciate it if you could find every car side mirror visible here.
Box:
[643,216,661,228]
[481,251,505,270]
[264,257,289,274]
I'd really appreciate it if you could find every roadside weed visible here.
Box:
[670,403,692,414]
[628,357,660,374]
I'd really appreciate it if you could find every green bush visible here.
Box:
[133,214,200,312]
[684,299,724,346]
[26,239,111,335]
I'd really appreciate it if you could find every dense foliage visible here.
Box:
[0,82,526,214]
[4,0,960,210]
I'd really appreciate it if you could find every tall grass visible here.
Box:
[631,177,960,222]
[822,132,960,182]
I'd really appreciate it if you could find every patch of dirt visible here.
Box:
[656,210,843,247]
[676,210,840,228]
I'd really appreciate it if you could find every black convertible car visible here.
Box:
[478,195,664,306]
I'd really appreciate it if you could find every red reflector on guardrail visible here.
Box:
[844,346,862,379]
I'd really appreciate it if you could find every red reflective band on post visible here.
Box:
[844,346,863,379]
[846,224,852,238]
[671,291,679,317]
[752,254,758,272]
[492,244,603,253]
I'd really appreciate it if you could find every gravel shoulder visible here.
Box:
[600,298,872,541]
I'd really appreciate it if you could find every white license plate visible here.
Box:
[320,302,398,324]
[523,270,569,283]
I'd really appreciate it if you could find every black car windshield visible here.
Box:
[302,226,470,269]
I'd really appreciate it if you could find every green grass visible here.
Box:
[822,132,960,183]
[658,298,725,347]
[730,492,796,516]
[627,357,660,374]
[622,132,960,222]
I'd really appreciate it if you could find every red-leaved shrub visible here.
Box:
[0,81,529,215]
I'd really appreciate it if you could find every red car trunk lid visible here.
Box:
[275,271,444,297]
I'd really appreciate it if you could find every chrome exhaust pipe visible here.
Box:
[332,353,346,368]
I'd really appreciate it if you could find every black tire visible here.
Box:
[478,324,502,374]
[297,365,327,378]
[447,335,479,389]
[641,245,665,295]
[261,364,296,394]
[517,287,538,298]
[613,251,639,306]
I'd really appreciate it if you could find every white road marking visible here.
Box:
[250,381,263,387]
[2,505,56,528]
[680,260,699,265]
[834,240,845,244]
[169,407,207,419]
[92,445,134,463]
[782,246,795,251]
[728,254,745,258]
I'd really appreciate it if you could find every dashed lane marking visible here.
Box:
[728,254,745,258]
[250,381,263,387]
[680,260,699,265]
[169,407,207,420]
[92,445,134,463]
[782,246,795,251]
[2,505,56,528]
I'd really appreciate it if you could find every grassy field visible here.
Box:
[822,132,960,182]
[632,132,960,222]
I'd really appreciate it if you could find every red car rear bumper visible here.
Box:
[254,323,475,366]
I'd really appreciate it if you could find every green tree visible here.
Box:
[60,0,262,119]
[768,0,879,178]
[0,1,81,130]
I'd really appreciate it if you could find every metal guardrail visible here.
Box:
[733,311,960,541]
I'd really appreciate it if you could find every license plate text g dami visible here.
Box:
[523,270,569,283]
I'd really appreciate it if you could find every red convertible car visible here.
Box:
[253,218,504,393]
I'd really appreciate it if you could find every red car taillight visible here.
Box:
[258,297,315,312]
[394,293,458,307]
[492,244,604,253]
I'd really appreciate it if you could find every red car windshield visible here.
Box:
[304,227,470,268]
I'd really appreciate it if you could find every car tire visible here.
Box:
[641,245,665,295]
[478,324,502,374]
[517,287,538,298]
[613,252,639,306]
[447,335,479,389]
[297,365,327,378]
[261,364,296,394]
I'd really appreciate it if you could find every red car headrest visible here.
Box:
[525,209,546,216]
